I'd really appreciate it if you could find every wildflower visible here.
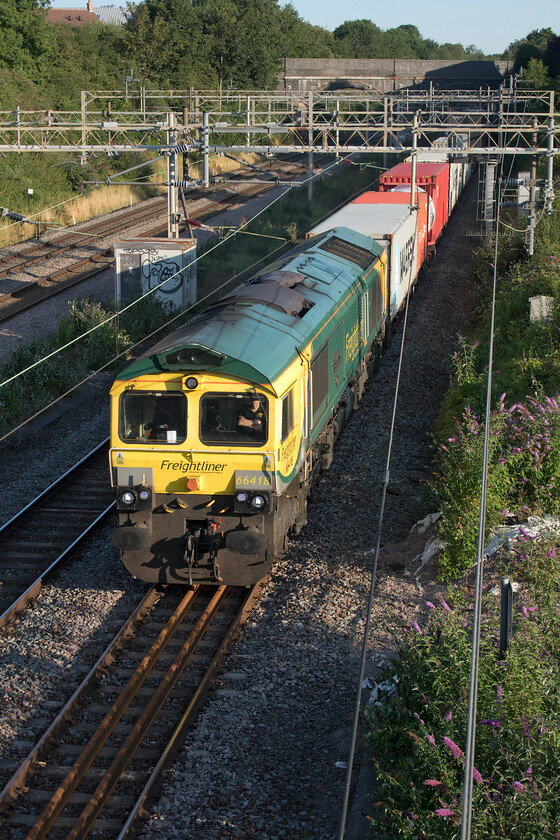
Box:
[526,767,532,778]
[473,767,483,783]
[426,735,436,748]
[413,713,425,725]
[425,601,435,609]
[497,685,503,704]
[480,719,501,729]
[437,595,451,612]
[549,547,556,558]
[411,621,422,634]
[522,606,528,617]
[513,781,524,792]
[445,711,453,723]
[424,779,443,787]
[444,737,464,761]
[434,808,456,818]
[522,716,532,740]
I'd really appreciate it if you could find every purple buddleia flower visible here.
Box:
[411,621,422,634]
[424,779,443,787]
[426,601,435,609]
[522,606,529,617]
[497,685,503,704]
[473,767,483,783]
[513,781,524,792]
[426,734,436,748]
[526,767,532,779]
[444,737,464,761]
[445,711,453,723]
[438,595,451,612]
[434,808,456,818]
[480,719,501,729]
[522,716,532,740]
[413,712,425,725]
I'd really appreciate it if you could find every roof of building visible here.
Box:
[46,8,99,25]
[46,4,126,26]
[95,6,127,25]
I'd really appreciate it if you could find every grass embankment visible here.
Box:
[0,150,265,247]
[366,193,560,836]
[0,155,387,438]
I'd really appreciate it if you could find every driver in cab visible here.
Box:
[238,397,265,437]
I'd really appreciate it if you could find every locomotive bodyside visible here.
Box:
[110,227,387,585]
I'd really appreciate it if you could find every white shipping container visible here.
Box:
[310,204,421,319]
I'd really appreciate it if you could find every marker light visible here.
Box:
[249,494,266,511]
[138,488,151,502]
[235,491,248,504]
[119,490,136,506]
[185,377,198,389]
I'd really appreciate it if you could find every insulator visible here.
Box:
[169,143,190,154]
[171,180,197,188]
[185,217,203,228]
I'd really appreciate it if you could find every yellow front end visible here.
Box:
[109,366,305,586]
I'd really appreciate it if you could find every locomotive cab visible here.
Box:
[110,369,305,587]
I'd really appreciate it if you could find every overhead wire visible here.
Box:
[337,179,421,840]
[0,153,355,443]
[460,172,503,840]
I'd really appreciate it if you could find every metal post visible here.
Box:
[16,104,20,148]
[383,96,388,168]
[201,111,210,188]
[167,112,179,239]
[246,95,251,147]
[308,91,313,203]
[545,117,555,214]
[141,86,146,119]
[410,113,418,210]
[80,91,87,165]
[484,159,497,247]
[527,118,538,256]
[499,576,513,658]
[335,99,340,160]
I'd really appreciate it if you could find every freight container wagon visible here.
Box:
[404,150,472,214]
[309,191,428,320]
[379,161,450,247]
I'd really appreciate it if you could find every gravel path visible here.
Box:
[0,175,480,838]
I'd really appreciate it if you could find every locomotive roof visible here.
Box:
[115,227,384,392]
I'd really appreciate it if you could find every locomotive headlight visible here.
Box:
[235,491,248,504]
[249,494,266,511]
[119,489,137,506]
[138,488,151,503]
[185,376,198,390]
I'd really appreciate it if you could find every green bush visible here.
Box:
[434,394,560,579]
[368,538,560,838]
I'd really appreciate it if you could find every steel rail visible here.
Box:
[67,586,229,840]
[24,586,203,840]
[0,437,109,536]
[0,438,114,628]
[116,579,266,839]
[0,585,160,813]
[0,501,115,629]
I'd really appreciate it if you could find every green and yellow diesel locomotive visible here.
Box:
[110,226,387,585]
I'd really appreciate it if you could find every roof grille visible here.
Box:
[318,236,376,270]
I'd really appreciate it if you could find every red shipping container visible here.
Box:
[379,162,450,246]
[351,190,429,274]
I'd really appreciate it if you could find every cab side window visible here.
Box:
[281,389,295,442]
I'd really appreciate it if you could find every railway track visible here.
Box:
[0,582,261,840]
[0,439,114,628]
[0,154,319,325]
